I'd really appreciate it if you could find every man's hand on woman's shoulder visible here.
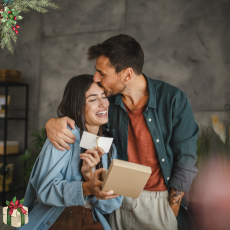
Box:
[45,117,76,151]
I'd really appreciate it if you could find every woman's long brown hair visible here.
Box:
[57,74,113,179]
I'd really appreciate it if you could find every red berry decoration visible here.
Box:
[15,25,20,29]
[7,17,8,19]
[15,30,18,35]
[14,16,17,20]
[8,11,11,14]
[12,27,15,31]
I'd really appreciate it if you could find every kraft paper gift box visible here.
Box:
[3,198,29,227]
[102,159,152,199]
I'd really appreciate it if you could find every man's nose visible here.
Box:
[93,72,101,82]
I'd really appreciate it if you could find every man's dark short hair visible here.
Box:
[88,34,144,75]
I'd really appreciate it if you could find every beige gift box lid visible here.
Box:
[102,159,152,198]
[3,206,29,227]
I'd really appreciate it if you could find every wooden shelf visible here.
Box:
[0,81,29,206]
[0,152,23,157]
[0,81,28,87]
[0,117,26,120]
[0,187,23,194]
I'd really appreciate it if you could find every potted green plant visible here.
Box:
[20,128,46,185]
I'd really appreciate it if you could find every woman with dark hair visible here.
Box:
[18,74,122,230]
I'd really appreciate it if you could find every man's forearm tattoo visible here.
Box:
[169,188,185,206]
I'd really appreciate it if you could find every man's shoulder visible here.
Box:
[149,78,187,101]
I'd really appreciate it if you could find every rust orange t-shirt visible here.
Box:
[123,101,167,191]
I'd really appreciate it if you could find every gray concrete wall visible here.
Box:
[40,0,230,129]
[1,0,230,130]
[0,0,230,199]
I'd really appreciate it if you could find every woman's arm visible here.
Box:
[31,140,87,207]
[31,139,116,208]
[90,196,123,214]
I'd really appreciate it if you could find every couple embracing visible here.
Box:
[18,34,198,230]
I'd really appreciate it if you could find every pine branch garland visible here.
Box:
[0,0,60,54]
[2,26,14,54]
[1,38,6,49]
[0,22,16,54]
[8,24,17,43]
[11,0,59,13]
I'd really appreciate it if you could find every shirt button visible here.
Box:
[107,129,109,131]
[185,207,187,210]
[47,222,51,225]
[148,118,151,122]
[156,139,159,142]
[167,177,170,180]
[162,158,165,162]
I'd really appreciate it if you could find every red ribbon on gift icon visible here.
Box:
[8,199,28,216]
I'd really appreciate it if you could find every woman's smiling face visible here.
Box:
[85,82,109,127]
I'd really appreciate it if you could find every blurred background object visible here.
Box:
[0,81,28,206]
[0,69,21,83]
[0,95,10,117]
[189,115,230,230]
[0,141,18,154]
[0,163,13,192]
[202,158,230,230]
[190,156,230,230]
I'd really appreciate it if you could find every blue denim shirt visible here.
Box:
[17,126,123,230]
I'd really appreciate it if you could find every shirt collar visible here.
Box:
[113,73,157,108]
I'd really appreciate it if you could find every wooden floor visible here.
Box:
[0,207,15,230]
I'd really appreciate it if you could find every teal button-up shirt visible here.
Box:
[105,74,199,230]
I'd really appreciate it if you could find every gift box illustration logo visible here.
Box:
[3,196,29,227]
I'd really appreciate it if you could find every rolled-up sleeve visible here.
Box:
[31,140,86,207]
[169,97,199,192]
[89,196,123,214]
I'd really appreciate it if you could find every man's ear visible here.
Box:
[124,68,133,82]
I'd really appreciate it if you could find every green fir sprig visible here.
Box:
[10,0,60,13]
[0,0,60,54]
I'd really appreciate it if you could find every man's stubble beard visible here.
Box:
[98,82,126,97]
